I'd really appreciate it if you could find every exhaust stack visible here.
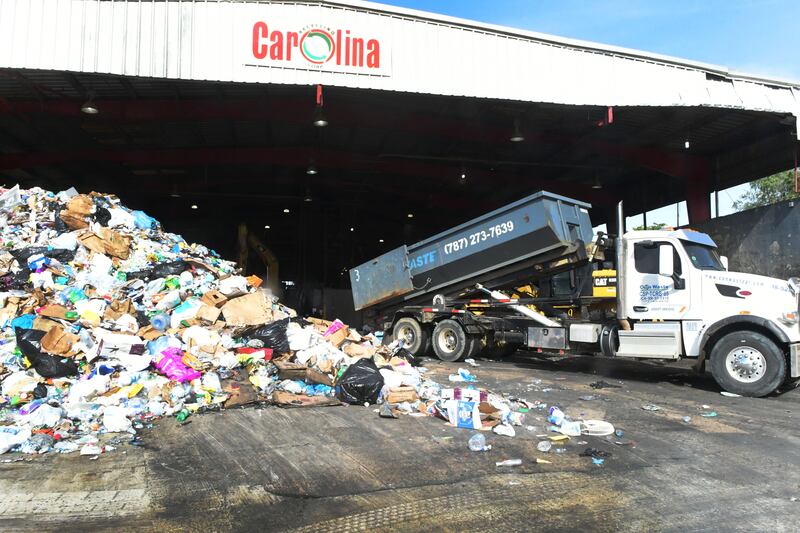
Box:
[616,201,626,320]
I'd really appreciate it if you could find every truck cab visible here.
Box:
[619,228,800,396]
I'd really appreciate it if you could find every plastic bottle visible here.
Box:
[175,409,190,422]
[495,459,522,467]
[537,441,552,453]
[547,406,565,425]
[468,433,491,452]
[150,313,170,331]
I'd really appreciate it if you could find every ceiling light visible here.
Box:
[283,208,290,213]
[264,225,270,229]
[379,239,384,243]
[407,213,414,218]
[80,97,99,115]
[304,194,313,202]
[312,106,328,127]
[684,139,690,149]
[306,162,318,175]
[510,118,524,142]
[191,204,198,210]
[592,176,603,189]
[170,193,181,198]
[350,227,354,232]
[458,168,467,185]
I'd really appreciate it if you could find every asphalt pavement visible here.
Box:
[1,353,798,532]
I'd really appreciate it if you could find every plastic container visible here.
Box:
[468,433,491,452]
[537,441,552,452]
[150,313,170,331]
[547,406,565,425]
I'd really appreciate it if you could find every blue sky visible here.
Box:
[384,0,799,225]
[387,0,800,81]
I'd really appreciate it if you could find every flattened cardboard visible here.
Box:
[221,292,272,327]
[272,391,340,408]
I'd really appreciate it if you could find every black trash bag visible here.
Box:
[391,347,421,367]
[53,210,69,233]
[335,358,385,405]
[32,383,48,399]
[125,260,190,280]
[0,269,31,290]
[15,328,79,378]
[93,206,111,226]
[243,318,290,353]
[9,246,75,265]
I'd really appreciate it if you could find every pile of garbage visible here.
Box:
[0,184,606,458]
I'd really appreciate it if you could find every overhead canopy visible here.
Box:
[0,0,797,285]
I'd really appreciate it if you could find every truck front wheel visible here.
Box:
[432,319,478,362]
[709,331,787,397]
[393,317,431,356]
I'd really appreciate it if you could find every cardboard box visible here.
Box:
[201,290,228,308]
[326,327,349,348]
[386,386,419,404]
[274,360,333,386]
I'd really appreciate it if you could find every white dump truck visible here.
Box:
[350,191,800,396]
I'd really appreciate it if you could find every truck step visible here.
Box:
[616,323,681,359]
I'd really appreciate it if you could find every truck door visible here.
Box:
[625,239,691,320]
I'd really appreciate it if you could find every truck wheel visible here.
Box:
[432,319,472,362]
[393,318,431,356]
[709,331,787,397]
[599,325,619,357]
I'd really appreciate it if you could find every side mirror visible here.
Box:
[658,244,674,277]
[721,256,729,270]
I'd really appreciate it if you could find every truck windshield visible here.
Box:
[681,240,725,271]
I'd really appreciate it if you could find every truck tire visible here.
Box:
[432,319,474,362]
[709,331,787,397]
[393,317,431,356]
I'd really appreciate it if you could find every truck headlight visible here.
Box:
[778,311,798,326]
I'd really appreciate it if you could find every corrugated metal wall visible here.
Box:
[0,0,798,124]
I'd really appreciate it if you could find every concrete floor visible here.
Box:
[1,353,798,532]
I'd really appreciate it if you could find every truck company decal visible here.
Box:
[639,284,670,303]
[249,22,388,75]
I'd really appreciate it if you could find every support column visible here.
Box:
[685,171,711,224]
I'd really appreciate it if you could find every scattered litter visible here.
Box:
[591,457,605,466]
[641,404,662,411]
[537,441,552,453]
[493,423,516,437]
[448,368,477,382]
[720,391,741,397]
[495,459,522,467]
[578,395,597,401]
[682,416,692,423]
[589,380,620,389]
[464,358,479,367]
[579,447,611,459]
[700,411,718,418]
[582,420,615,437]
[468,433,491,452]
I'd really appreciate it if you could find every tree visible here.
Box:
[633,222,668,231]
[732,170,799,211]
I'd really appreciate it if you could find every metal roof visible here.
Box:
[0,0,797,135]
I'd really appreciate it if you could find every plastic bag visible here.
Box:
[243,318,291,353]
[335,358,385,405]
[15,328,79,378]
[126,260,190,281]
